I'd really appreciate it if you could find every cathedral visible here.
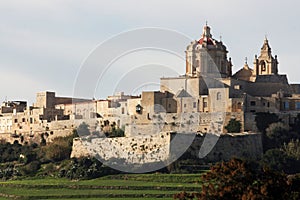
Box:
[129,23,300,135]
[1,24,300,146]
[2,24,300,163]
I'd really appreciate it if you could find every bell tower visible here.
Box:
[253,37,278,76]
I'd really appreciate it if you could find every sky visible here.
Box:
[1,0,300,104]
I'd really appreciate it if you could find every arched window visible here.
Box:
[217,92,221,100]
[136,104,142,114]
[260,61,266,71]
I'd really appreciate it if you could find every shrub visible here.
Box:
[19,161,41,176]
[58,157,103,180]
[225,118,241,133]
[174,158,296,200]
[42,135,74,162]
[282,139,300,160]
[255,112,279,133]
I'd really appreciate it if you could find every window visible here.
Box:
[184,104,186,108]
[250,101,256,106]
[14,119,17,123]
[22,118,25,123]
[296,102,300,110]
[136,104,142,114]
[203,102,208,108]
[284,102,289,110]
[121,107,125,114]
[234,85,241,90]
[261,61,266,71]
[217,92,221,100]
[168,104,171,108]
[250,110,256,113]
[267,102,270,107]
[193,102,197,108]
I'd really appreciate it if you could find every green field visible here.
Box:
[0,173,204,199]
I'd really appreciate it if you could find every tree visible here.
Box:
[58,157,103,180]
[255,112,279,133]
[282,139,300,160]
[265,122,292,149]
[291,113,300,134]
[19,161,41,176]
[174,158,297,200]
[40,133,46,146]
[261,149,291,173]
[42,135,75,162]
[225,118,241,133]
[108,127,125,138]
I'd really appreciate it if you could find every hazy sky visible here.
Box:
[1,0,300,103]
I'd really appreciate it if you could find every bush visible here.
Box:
[255,112,279,133]
[225,118,241,133]
[265,122,293,149]
[42,135,74,162]
[0,164,20,180]
[261,149,294,173]
[19,161,41,176]
[282,139,300,160]
[58,157,103,180]
[0,142,37,163]
[106,128,125,138]
[174,158,297,200]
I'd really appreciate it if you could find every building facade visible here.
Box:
[0,24,300,146]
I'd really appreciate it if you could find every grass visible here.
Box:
[0,188,179,196]
[44,199,174,200]
[0,173,204,199]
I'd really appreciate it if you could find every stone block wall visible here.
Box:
[176,133,263,163]
[71,132,171,164]
[71,132,263,165]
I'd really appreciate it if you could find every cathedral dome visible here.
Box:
[185,24,232,78]
[197,24,215,46]
[198,37,214,45]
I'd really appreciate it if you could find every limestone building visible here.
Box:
[123,24,300,135]
[1,24,300,146]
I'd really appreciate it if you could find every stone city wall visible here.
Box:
[71,132,171,164]
[177,132,263,162]
[71,132,263,164]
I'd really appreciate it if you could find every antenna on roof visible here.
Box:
[245,57,248,64]
[220,35,222,42]
[205,20,208,26]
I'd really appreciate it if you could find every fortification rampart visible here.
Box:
[71,132,263,164]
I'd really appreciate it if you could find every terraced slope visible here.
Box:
[0,173,204,199]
